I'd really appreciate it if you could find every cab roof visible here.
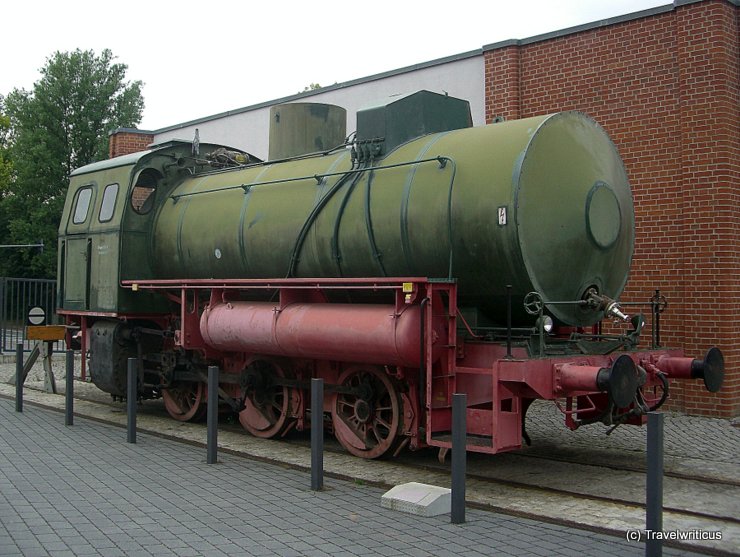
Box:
[70,140,259,177]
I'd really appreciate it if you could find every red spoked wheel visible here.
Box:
[239,359,299,439]
[162,381,206,422]
[331,366,402,459]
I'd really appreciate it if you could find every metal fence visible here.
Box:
[0,277,63,353]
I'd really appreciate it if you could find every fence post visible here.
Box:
[207,366,219,464]
[311,378,324,491]
[646,412,664,557]
[127,358,137,443]
[15,342,23,412]
[451,393,467,524]
[0,278,6,352]
[65,350,74,426]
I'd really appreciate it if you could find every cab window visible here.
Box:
[73,187,93,224]
[99,183,119,222]
[131,168,162,214]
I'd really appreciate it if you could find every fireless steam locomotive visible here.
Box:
[57,91,723,458]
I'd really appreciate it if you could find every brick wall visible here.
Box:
[108,129,154,158]
[484,0,739,417]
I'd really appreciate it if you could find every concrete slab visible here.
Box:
[381,481,451,516]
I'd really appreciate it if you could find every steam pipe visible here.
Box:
[201,301,444,368]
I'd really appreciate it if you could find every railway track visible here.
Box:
[517,448,740,487]
[243,421,739,529]
[394,450,740,524]
[269,419,738,555]
[73,387,739,524]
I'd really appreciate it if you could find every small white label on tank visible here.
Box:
[498,206,508,226]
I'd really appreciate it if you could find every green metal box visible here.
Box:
[356,90,472,156]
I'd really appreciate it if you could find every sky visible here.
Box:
[2,0,669,131]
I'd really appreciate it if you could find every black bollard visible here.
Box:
[646,412,664,557]
[65,350,74,426]
[15,343,23,413]
[207,366,219,464]
[311,378,324,490]
[126,357,137,443]
[451,393,467,524]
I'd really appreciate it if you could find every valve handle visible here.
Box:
[523,292,544,315]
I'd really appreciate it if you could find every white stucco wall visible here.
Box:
[152,53,484,161]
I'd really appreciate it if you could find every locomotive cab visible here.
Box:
[59,151,142,314]
[57,140,256,393]
[58,140,255,315]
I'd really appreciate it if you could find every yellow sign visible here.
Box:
[26,325,67,341]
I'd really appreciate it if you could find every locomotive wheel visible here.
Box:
[239,360,299,438]
[162,381,206,422]
[331,366,402,459]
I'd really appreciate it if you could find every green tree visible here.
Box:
[2,49,143,277]
[0,96,11,191]
[0,96,15,266]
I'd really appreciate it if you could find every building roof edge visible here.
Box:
[483,0,737,51]
[483,3,676,50]
[152,49,482,134]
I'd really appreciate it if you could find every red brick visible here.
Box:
[108,130,154,158]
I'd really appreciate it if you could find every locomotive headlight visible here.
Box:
[536,315,554,333]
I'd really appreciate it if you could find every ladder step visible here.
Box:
[430,433,493,448]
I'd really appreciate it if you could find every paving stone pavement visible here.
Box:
[0,399,708,557]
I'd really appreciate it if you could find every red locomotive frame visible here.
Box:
[62,276,718,459]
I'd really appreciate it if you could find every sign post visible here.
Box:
[24,321,66,394]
